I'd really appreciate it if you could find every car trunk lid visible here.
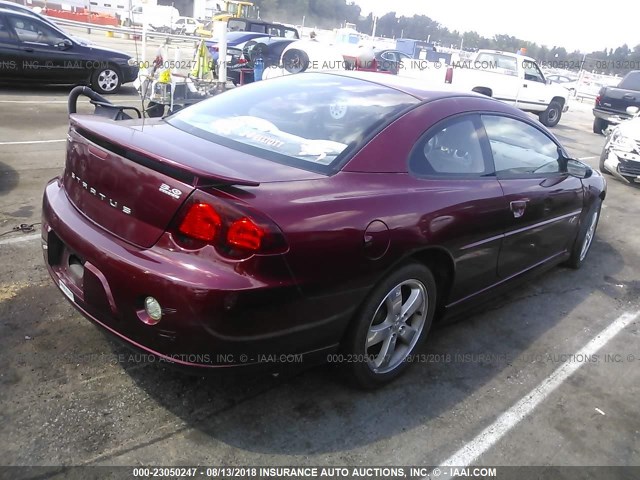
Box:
[63,115,323,248]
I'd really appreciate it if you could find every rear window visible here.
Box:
[619,71,640,91]
[167,73,419,173]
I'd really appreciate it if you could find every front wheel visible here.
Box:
[599,147,613,176]
[564,199,602,269]
[538,100,563,127]
[91,65,122,94]
[340,263,437,389]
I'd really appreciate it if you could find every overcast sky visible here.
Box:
[353,0,640,53]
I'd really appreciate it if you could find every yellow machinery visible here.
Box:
[213,0,254,21]
[195,1,254,37]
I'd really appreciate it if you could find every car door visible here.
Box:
[408,114,507,301]
[516,60,549,112]
[480,114,584,278]
[0,13,22,80]
[6,14,76,82]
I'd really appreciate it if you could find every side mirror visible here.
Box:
[566,158,593,179]
[56,39,73,50]
[626,106,640,117]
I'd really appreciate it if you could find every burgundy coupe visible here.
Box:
[42,72,606,388]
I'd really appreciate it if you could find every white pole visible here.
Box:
[371,15,377,39]
[214,20,228,86]
[142,17,147,63]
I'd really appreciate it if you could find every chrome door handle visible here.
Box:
[510,200,528,218]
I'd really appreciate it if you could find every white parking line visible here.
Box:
[579,156,596,160]
[0,139,65,145]
[0,233,41,246]
[429,310,639,476]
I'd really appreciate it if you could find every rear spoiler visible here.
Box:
[69,116,260,188]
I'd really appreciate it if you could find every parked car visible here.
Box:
[196,17,299,39]
[43,72,605,389]
[373,49,411,74]
[204,31,273,60]
[226,36,296,84]
[593,70,640,134]
[262,39,346,78]
[442,49,570,127]
[0,7,138,93]
[171,16,201,35]
[599,106,640,183]
[547,73,578,96]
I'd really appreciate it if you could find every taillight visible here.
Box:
[227,217,264,250]
[178,203,221,242]
[595,94,601,106]
[173,191,287,257]
[445,67,453,84]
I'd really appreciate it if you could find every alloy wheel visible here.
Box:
[365,279,428,374]
[579,210,598,261]
[97,69,119,93]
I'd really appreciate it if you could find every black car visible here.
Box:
[593,71,640,134]
[0,6,138,93]
[226,36,296,85]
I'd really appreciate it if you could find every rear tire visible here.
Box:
[538,100,563,127]
[593,117,608,134]
[564,198,602,269]
[340,263,437,389]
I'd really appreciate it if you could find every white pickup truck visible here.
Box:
[442,50,570,127]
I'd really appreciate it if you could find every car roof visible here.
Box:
[0,6,47,20]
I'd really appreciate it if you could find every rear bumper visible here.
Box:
[42,178,348,371]
[593,108,630,125]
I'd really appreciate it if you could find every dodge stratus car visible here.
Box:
[42,72,606,388]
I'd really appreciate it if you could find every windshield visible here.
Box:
[167,73,420,173]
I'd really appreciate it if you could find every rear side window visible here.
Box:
[619,72,640,91]
[409,116,490,176]
[482,115,561,176]
[283,28,298,39]
[476,53,517,74]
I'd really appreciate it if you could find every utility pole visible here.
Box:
[371,15,377,39]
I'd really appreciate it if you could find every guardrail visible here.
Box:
[47,16,201,45]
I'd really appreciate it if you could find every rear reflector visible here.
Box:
[178,203,222,242]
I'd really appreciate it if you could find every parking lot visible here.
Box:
[1,82,639,476]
